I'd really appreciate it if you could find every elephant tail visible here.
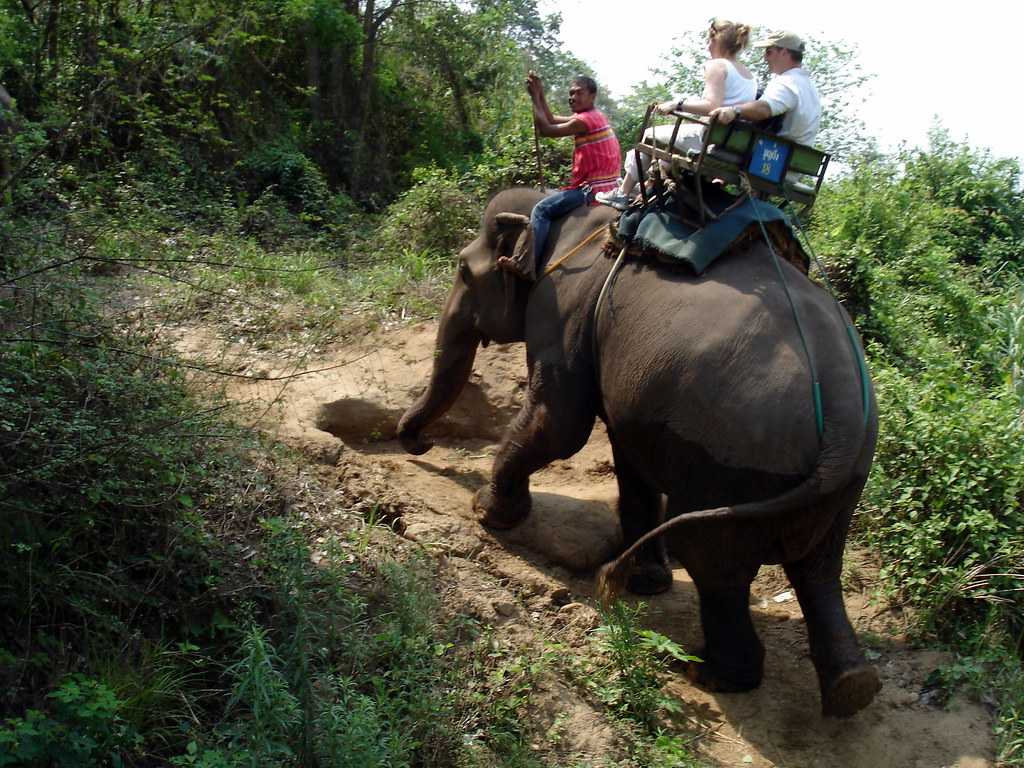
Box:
[596,423,869,604]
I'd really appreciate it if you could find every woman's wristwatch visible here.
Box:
[732,106,742,120]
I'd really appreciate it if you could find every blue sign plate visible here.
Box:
[748,136,791,183]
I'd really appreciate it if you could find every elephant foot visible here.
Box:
[398,430,433,456]
[626,560,673,596]
[473,486,530,530]
[821,664,881,718]
[683,648,762,693]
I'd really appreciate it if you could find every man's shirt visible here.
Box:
[761,68,821,146]
[567,108,621,195]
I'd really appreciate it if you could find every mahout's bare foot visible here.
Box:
[495,256,533,281]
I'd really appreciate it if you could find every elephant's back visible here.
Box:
[596,243,866,481]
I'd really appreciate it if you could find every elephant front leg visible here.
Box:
[474,389,594,530]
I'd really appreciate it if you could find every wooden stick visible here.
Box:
[534,121,543,189]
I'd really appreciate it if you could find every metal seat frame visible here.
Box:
[631,106,831,226]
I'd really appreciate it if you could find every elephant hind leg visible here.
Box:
[783,479,880,717]
[611,440,672,595]
[784,561,880,717]
[783,560,880,717]
[684,555,764,691]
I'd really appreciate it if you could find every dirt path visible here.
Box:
[176,320,996,767]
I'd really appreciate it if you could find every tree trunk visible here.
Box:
[0,84,12,207]
[349,0,378,196]
[44,0,62,76]
[438,50,469,134]
[305,25,322,123]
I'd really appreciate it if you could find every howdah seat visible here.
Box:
[630,106,830,225]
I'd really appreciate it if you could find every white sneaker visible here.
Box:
[595,189,631,210]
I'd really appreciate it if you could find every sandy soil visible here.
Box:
[174,319,996,768]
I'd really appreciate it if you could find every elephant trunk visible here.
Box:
[397,300,480,455]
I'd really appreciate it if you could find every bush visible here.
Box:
[0,676,141,766]
[814,136,1024,674]
[374,165,481,261]
[0,321,228,655]
[590,602,698,730]
[861,356,1024,634]
[238,140,334,220]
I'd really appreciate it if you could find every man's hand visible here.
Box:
[708,105,737,125]
[526,71,545,102]
[655,99,679,115]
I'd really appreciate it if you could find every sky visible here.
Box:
[545,0,1024,163]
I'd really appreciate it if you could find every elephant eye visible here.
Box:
[458,260,472,282]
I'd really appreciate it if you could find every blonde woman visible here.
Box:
[597,19,757,209]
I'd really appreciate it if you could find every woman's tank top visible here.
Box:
[720,59,757,106]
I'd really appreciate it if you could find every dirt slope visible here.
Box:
[176,320,996,768]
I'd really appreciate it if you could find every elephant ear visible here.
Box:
[494,212,536,282]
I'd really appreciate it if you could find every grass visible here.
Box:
[548,601,708,767]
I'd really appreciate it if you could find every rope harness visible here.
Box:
[540,223,608,278]
[739,172,872,438]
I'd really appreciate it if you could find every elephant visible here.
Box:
[397,187,880,718]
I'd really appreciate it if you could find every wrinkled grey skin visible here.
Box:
[397,187,880,717]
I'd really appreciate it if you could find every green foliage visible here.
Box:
[375,165,481,259]
[903,127,1024,271]
[591,602,698,729]
[219,627,301,766]
[0,0,575,209]
[605,80,674,150]
[469,115,573,192]
[814,133,1024,645]
[995,283,1024,422]
[0,675,140,767]
[0,273,239,676]
[862,361,1024,630]
[920,622,1024,766]
[238,139,333,219]
[457,639,551,759]
[280,0,361,48]
[815,136,1020,364]
[168,512,472,768]
[313,677,401,768]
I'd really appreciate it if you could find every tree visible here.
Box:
[0,82,13,205]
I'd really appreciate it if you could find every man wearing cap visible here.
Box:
[708,31,821,146]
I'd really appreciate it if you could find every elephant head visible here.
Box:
[396,188,543,455]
